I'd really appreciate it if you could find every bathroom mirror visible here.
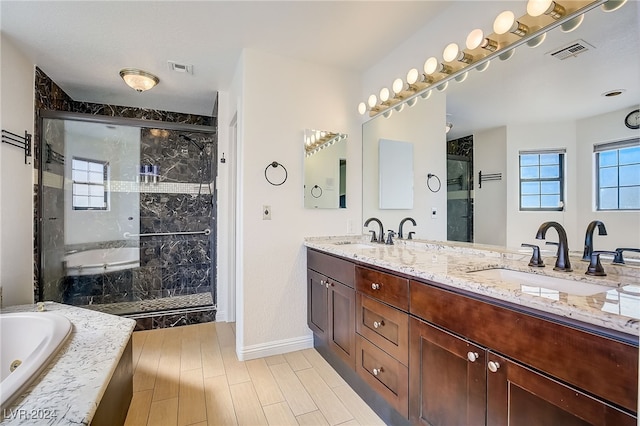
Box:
[362,1,639,247]
[304,129,348,209]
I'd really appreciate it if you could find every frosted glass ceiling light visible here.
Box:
[601,0,627,12]
[466,29,499,52]
[119,68,159,92]
[424,57,452,76]
[527,0,565,19]
[443,43,474,64]
[493,11,529,36]
[358,102,367,115]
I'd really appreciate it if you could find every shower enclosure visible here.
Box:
[38,112,217,326]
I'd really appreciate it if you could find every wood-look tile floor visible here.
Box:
[124,322,386,426]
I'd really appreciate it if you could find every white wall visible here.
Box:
[506,121,578,250]
[0,35,35,306]
[474,126,507,246]
[576,106,640,249]
[228,49,361,360]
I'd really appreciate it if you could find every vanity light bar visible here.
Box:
[358,0,609,118]
[304,131,347,157]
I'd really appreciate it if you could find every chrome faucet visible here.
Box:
[364,217,384,243]
[535,221,572,272]
[582,220,607,261]
[398,217,416,239]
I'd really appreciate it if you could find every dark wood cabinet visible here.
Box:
[486,352,636,426]
[307,268,328,339]
[307,248,638,426]
[409,317,486,426]
[307,250,356,368]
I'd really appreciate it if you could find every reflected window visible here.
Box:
[595,138,640,210]
[519,150,565,211]
[71,157,109,210]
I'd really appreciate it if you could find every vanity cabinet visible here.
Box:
[409,280,638,426]
[307,250,356,368]
[306,247,638,426]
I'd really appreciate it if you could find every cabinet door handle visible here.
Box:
[373,320,385,329]
[371,283,380,290]
[488,361,500,373]
[372,367,384,376]
[467,352,479,362]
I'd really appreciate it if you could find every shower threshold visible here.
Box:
[81,293,214,317]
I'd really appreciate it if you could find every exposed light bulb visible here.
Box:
[392,78,405,94]
[601,0,627,12]
[494,10,529,36]
[406,68,419,85]
[358,102,367,115]
[443,43,460,62]
[527,0,565,18]
[367,94,377,108]
[379,87,391,103]
[561,14,584,32]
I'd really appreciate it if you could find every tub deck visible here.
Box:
[0,302,135,425]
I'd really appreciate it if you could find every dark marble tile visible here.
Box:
[134,317,153,331]
[63,274,103,301]
[103,270,133,303]
[152,315,164,329]
[162,264,211,296]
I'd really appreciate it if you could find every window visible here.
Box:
[71,157,109,210]
[595,139,640,210]
[519,150,565,211]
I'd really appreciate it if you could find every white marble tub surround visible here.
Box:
[304,236,640,337]
[0,302,136,425]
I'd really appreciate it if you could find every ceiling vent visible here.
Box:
[168,61,193,74]
[547,39,594,60]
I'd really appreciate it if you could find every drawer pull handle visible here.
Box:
[371,283,380,290]
[488,361,500,373]
[372,367,384,376]
[373,320,384,329]
[467,352,479,362]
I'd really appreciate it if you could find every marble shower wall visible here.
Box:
[35,68,217,316]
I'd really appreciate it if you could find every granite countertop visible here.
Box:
[1,302,136,425]
[304,235,640,337]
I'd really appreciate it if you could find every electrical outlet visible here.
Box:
[431,207,437,219]
[263,205,271,220]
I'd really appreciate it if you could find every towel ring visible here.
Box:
[265,161,288,186]
[427,173,441,192]
[311,185,323,198]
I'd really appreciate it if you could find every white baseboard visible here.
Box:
[215,309,227,322]
[237,334,314,361]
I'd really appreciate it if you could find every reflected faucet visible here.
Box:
[398,217,417,239]
[582,220,607,261]
[364,218,384,243]
[535,221,572,272]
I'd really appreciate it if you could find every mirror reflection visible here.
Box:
[304,129,348,209]
[362,2,639,250]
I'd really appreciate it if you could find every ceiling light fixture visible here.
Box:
[119,68,159,92]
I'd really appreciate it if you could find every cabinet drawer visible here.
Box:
[356,293,408,365]
[308,250,355,288]
[356,335,408,418]
[356,266,409,311]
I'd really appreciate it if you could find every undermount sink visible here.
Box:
[332,242,376,249]
[468,268,616,296]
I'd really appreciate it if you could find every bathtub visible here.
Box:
[64,247,140,276]
[0,312,72,409]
